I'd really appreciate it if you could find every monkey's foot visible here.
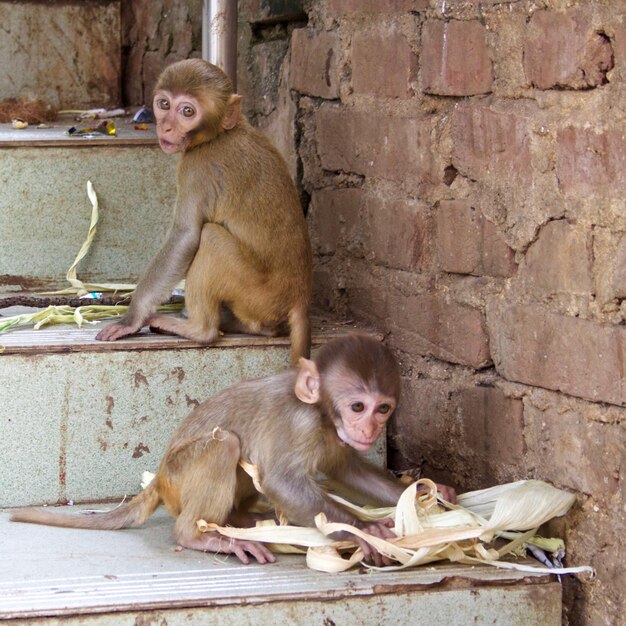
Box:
[147,314,220,343]
[179,531,276,565]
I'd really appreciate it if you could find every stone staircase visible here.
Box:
[0,127,562,624]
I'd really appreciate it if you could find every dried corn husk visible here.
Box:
[40,181,137,296]
[0,303,183,334]
[198,477,594,576]
[0,304,127,333]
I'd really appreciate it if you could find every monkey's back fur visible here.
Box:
[180,117,312,311]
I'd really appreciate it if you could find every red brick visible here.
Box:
[525,399,622,497]
[326,0,428,16]
[436,200,516,277]
[352,27,416,97]
[610,235,626,299]
[311,266,345,314]
[391,378,450,469]
[454,386,525,481]
[524,9,614,90]
[615,22,626,81]
[308,188,363,255]
[290,29,340,99]
[556,126,626,195]
[453,0,506,3]
[558,506,625,626]
[365,195,429,271]
[316,106,434,184]
[421,20,493,96]
[388,292,491,368]
[487,302,626,406]
[518,220,592,297]
[346,264,392,323]
[451,102,532,182]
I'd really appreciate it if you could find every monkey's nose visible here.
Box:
[361,421,378,440]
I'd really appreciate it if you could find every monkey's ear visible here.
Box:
[222,94,242,130]
[294,358,320,404]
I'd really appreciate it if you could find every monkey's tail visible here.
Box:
[288,304,311,363]
[10,482,161,531]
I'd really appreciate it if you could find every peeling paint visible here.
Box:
[132,443,150,459]
[185,394,200,408]
[134,371,149,388]
[130,415,150,428]
[58,380,70,502]
[171,367,185,383]
[1,344,291,506]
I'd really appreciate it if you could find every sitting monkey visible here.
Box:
[97,59,312,365]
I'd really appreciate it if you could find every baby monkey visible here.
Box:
[12,335,454,565]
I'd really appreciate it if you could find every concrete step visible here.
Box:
[0,505,562,625]
[0,120,176,288]
[0,315,378,508]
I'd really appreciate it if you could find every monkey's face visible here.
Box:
[331,388,397,452]
[153,90,204,153]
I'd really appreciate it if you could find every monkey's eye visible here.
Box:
[156,98,170,110]
[351,402,365,413]
[181,105,196,118]
[378,404,391,415]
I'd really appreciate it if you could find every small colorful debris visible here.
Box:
[68,120,116,138]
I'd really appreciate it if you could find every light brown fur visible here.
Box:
[96,59,312,365]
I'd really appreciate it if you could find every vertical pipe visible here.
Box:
[202,0,238,91]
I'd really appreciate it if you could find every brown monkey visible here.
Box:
[11,335,454,565]
[96,59,312,364]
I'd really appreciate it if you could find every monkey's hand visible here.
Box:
[95,318,145,341]
[354,518,398,568]
[435,483,457,504]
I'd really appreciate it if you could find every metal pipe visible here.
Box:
[202,0,238,91]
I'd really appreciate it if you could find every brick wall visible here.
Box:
[285,1,625,624]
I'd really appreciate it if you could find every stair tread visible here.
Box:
[0,120,158,148]
[0,314,372,355]
[0,506,553,619]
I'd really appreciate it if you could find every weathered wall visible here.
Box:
[0,0,202,109]
[121,0,203,105]
[236,0,308,181]
[285,1,624,625]
[0,0,121,109]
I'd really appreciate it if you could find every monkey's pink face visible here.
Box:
[153,90,202,153]
[334,392,397,452]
